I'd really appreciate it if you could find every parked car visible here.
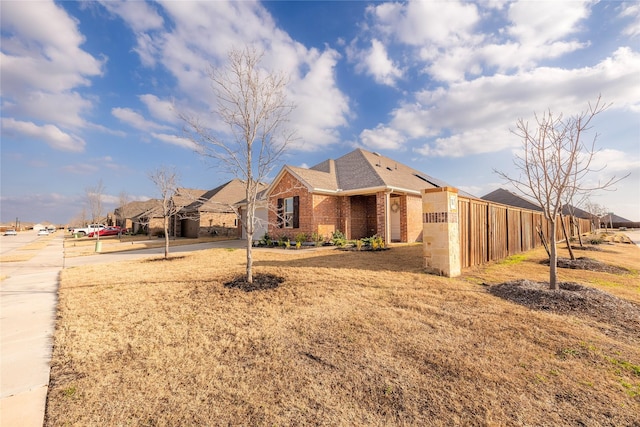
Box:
[4,229,17,236]
[37,229,49,236]
[87,226,126,237]
[71,224,105,236]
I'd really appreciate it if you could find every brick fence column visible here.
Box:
[422,187,461,277]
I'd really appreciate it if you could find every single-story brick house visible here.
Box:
[259,148,474,243]
[115,199,164,234]
[175,179,265,238]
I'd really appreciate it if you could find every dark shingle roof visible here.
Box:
[481,188,543,211]
[288,148,476,197]
[182,179,267,212]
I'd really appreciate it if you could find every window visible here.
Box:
[277,196,299,229]
[284,197,294,228]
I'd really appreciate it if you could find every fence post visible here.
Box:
[422,187,461,277]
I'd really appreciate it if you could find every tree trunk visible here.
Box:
[549,220,558,290]
[537,225,550,258]
[574,216,584,247]
[560,213,575,260]
[164,216,170,259]
[246,231,253,283]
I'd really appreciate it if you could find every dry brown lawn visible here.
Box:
[47,241,640,426]
[63,234,234,257]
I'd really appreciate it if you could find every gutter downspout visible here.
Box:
[385,190,391,244]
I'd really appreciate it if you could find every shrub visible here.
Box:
[331,230,347,247]
[278,236,290,248]
[258,232,272,247]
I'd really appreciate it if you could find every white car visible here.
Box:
[4,229,17,236]
[37,229,49,236]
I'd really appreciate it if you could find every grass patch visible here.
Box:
[498,253,527,265]
[46,243,640,426]
[63,235,236,257]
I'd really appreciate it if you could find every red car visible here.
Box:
[87,227,126,237]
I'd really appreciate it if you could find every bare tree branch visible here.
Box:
[180,45,296,283]
[495,96,626,290]
[148,166,180,259]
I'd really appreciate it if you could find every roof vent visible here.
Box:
[372,152,381,156]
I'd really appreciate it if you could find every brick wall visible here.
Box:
[313,194,339,240]
[198,212,238,237]
[268,171,314,240]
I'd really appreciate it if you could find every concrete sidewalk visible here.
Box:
[623,229,640,247]
[1,234,63,427]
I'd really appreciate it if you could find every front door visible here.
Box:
[390,197,401,242]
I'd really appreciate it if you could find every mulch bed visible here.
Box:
[541,257,629,274]
[224,273,284,292]
[488,280,640,341]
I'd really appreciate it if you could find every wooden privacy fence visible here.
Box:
[457,197,591,269]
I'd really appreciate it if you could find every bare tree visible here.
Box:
[148,166,180,259]
[182,46,296,283]
[114,190,134,240]
[86,179,105,243]
[585,200,611,231]
[496,97,625,290]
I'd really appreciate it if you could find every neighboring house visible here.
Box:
[260,148,475,243]
[175,179,259,238]
[481,188,543,212]
[115,199,164,234]
[169,188,207,237]
[598,212,637,229]
[481,188,639,230]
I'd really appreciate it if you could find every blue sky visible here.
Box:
[1,0,639,225]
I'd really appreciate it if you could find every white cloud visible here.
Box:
[98,0,164,67]
[2,118,85,152]
[354,0,595,85]
[0,1,103,95]
[139,94,179,124]
[151,133,198,150]
[105,0,352,152]
[589,148,640,174]
[98,0,163,32]
[367,1,479,47]
[363,46,640,157]
[506,0,591,44]
[352,38,403,86]
[0,0,104,150]
[61,163,99,175]
[6,90,95,129]
[619,2,640,38]
[288,48,350,150]
[112,107,172,132]
[359,125,406,151]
